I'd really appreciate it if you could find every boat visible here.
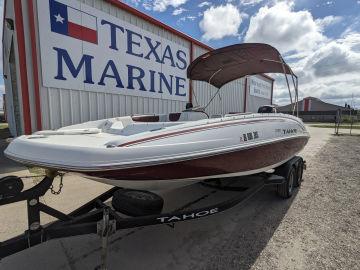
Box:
[4,43,310,190]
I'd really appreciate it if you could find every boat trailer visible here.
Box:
[0,156,305,269]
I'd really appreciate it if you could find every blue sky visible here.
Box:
[124,0,360,107]
[1,0,360,108]
[126,0,359,48]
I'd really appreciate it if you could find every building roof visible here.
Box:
[277,97,345,112]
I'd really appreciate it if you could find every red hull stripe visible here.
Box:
[68,22,97,44]
[87,137,309,181]
[119,119,283,147]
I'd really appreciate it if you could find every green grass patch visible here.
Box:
[0,123,8,130]
[310,124,360,130]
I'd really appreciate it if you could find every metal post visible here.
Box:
[96,208,116,270]
[279,56,293,107]
[27,198,41,231]
[99,208,110,270]
[26,197,42,247]
[296,78,299,117]
[290,74,297,116]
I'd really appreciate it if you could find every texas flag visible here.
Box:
[49,0,98,44]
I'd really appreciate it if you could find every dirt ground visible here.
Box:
[0,128,359,269]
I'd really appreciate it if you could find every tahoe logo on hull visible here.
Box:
[283,128,297,134]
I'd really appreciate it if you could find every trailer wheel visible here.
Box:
[0,176,24,199]
[277,166,296,199]
[112,189,164,216]
[295,160,304,187]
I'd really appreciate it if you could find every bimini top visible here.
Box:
[187,43,295,88]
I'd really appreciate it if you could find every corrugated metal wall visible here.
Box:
[3,0,25,136]
[192,45,246,117]
[37,0,190,130]
[4,0,273,135]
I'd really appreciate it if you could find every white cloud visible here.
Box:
[239,0,264,6]
[129,0,142,6]
[150,0,188,12]
[172,7,187,16]
[325,1,334,5]
[244,1,326,53]
[177,15,197,24]
[316,15,342,30]
[199,4,242,41]
[308,44,360,77]
[198,1,211,8]
[142,1,152,10]
[273,33,360,107]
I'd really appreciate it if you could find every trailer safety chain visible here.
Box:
[50,173,64,195]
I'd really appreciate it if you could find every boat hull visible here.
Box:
[4,113,310,190]
[83,136,308,190]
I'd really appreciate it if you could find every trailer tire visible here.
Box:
[295,160,304,187]
[0,176,24,199]
[277,166,296,199]
[112,189,164,216]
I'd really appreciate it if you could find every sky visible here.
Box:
[0,0,359,108]
[124,0,360,107]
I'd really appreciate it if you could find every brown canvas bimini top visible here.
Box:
[187,43,295,88]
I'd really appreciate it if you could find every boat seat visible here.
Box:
[102,116,134,131]
[107,122,181,136]
[169,113,181,121]
[258,105,277,113]
[224,112,253,117]
[178,111,208,121]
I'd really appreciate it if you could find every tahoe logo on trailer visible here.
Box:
[157,208,219,223]
[38,0,190,101]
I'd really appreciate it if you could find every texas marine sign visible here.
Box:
[37,0,190,101]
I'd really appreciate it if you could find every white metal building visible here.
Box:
[2,0,274,136]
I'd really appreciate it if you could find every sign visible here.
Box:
[37,0,190,101]
[249,76,272,99]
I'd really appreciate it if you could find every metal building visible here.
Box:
[2,0,274,136]
[277,96,357,122]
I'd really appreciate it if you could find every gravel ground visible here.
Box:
[1,130,359,270]
[249,135,360,270]
[190,135,360,270]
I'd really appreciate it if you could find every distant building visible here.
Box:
[277,97,356,122]
[277,97,344,112]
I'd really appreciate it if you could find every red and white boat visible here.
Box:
[4,43,310,190]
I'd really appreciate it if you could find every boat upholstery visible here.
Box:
[178,111,208,121]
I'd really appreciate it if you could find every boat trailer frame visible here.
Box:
[0,156,304,268]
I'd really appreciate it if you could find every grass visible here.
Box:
[0,123,10,139]
[0,123,8,130]
[309,123,360,130]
